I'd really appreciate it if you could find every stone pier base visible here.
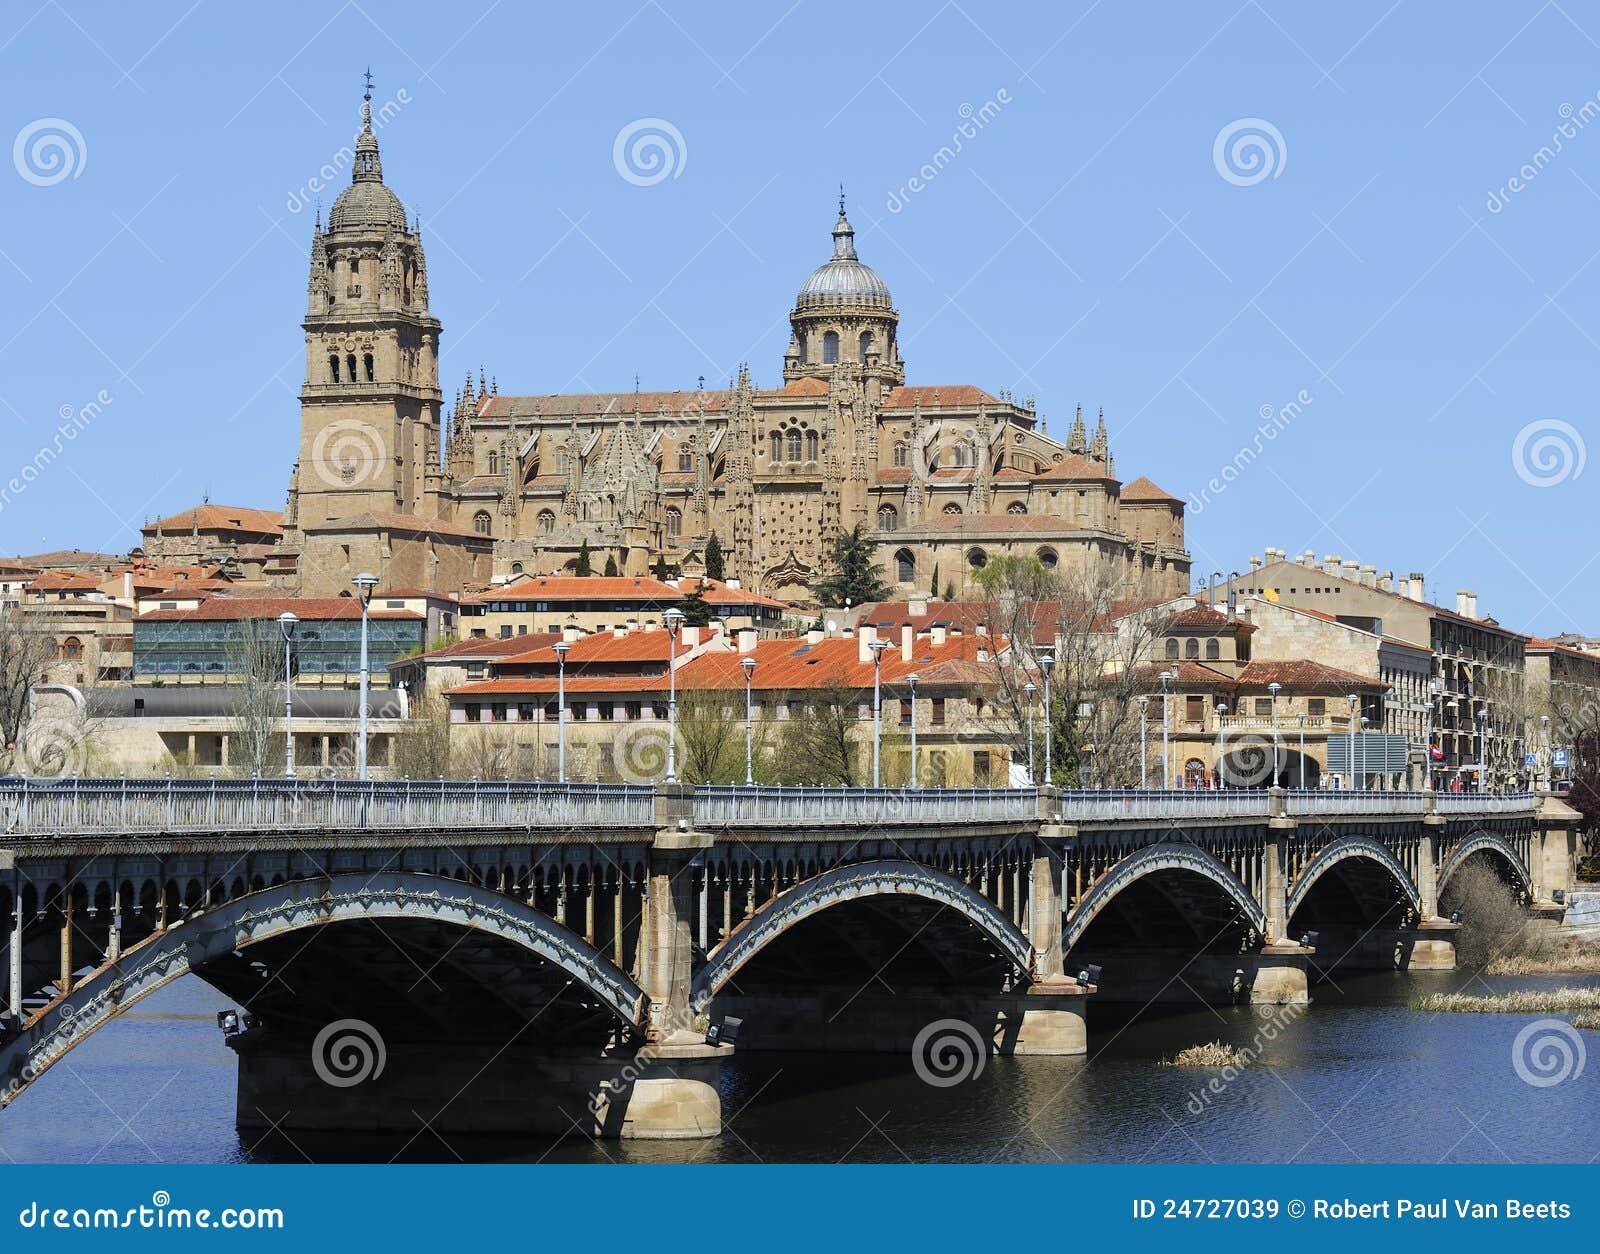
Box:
[232,1032,728,1141]
[992,983,1090,1055]
[1249,944,1311,1005]
[1300,924,1458,975]
[1405,921,1459,971]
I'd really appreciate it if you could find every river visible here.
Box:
[3,972,1595,1164]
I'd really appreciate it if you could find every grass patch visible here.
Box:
[1484,937,1600,976]
[1573,1012,1600,1031]
[1161,1041,1244,1068]
[1413,987,1600,1014]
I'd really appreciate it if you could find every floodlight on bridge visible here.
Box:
[1298,931,1319,950]
[217,1009,240,1036]
[1450,910,1462,925]
[1077,964,1102,988]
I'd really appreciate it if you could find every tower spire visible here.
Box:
[353,69,382,183]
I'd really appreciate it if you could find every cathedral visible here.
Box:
[282,88,1191,603]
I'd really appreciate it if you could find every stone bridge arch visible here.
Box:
[0,871,646,1110]
[1439,831,1531,899]
[1287,835,1421,921]
[1063,842,1267,952]
[691,859,1034,1012]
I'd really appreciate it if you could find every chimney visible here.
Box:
[1360,564,1376,587]
[1323,554,1339,576]
[901,624,914,662]
[908,596,928,617]
[612,625,626,638]
[681,625,700,648]
[1377,571,1393,592]
[1407,572,1425,603]
[1457,590,1478,619]
[1249,554,1262,573]
[725,578,741,590]
[806,627,824,645]
[930,625,947,647]
[562,624,582,643]
[122,571,133,600]
[1341,559,1359,582]
[857,624,877,663]
[738,629,757,654]
[977,645,990,663]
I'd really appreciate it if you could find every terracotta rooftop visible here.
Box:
[1031,454,1118,484]
[1120,476,1182,504]
[1235,659,1387,692]
[882,385,1001,410]
[675,632,997,692]
[392,633,561,667]
[470,575,682,604]
[142,505,284,537]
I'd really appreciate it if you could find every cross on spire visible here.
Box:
[363,67,374,101]
[838,182,846,216]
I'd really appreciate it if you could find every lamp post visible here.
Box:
[1425,677,1444,790]
[741,656,757,785]
[1359,714,1369,788]
[1215,701,1228,788]
[869,638,890,786]
[1137,695,1149,787]
[1347,693,1359,790]
[1540,714,1551,791]
[663,607,684,783]
[553,640,570,783]
[1268,680,1281,787]
[1159,670,1173,789]
[1477,705,1488,792]
[1297,712,1306,788]
[352,573,378,781]
[1024,682,1038,785]
[906,672,920,787]
[277,612,298,777]
[1038,651,1055,786]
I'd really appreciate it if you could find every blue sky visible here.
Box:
[1,2,1597,633]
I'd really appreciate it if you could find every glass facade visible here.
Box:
[133,617,424,679]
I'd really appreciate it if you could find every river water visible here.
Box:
[3,972,1595,1164]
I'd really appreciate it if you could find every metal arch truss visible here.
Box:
[1064,841,1268,952]
[1438,831,1532,898]
[0,872,645,1110]
[691,858,1034,1012]
[1287,835,1422,920]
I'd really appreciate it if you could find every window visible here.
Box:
[665,507,682,538]
[347,354,357,381]
[1185,695,1205,723]
[517,702,535,721]
[473,511,492,535]
[491,703,508,722]
[59,636,82,661]
[966,548,987,569]
[1184,638,1199,659]
[1308,697,1326,717]
[1008,502,1027,515]
[499,625,512,639]
[931,697,946,725]
[823,331,839,363]
[465,703,482,723]
[466,662,486,679]
[786,429,802,462]
[895,548,915,582]
[893,441,907,467]
[878,504,898,532]
[329,355,340,382]
[363,353,375,382]
[806,430,819,461]
[943,502,962,515]
[537,510,555,536]
[488,452,498,475]
[1165,638,1180,660]
[769,431,782,462]
[1205,639,1220,660]
[678,443,692,472]
[1036,547,1057,570]
[1254,698,1272,716]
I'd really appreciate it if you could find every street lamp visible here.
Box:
[869,638,890,786]
[1359,714,1369,788]
[1159,670,1173,789]
[1268,681,1281,787]
[1477,705,1489,791]
[1137,695,1149,787]
[1215,701,1228,788]
[1297,712,1306,788]
[1347,693,1359,791]
[1540,714,1551,791]
[906,672,920,788]
[553,640,570,783]
[1024,682,1038,785]
[741,656,757,785]
[277,612,298,777]
[1038,651,1055,786]
[352,572,378,781]
[663,607,685,783]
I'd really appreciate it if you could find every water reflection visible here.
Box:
[2,972,1595,1164]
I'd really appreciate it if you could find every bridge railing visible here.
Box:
[692,785,1038,827]
[1050,790,1274,821]
[0,777,659,837]
[1431,791,1538,816]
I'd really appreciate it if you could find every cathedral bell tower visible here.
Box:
[293,74,442,528]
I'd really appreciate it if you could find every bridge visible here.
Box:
[0,778,1578,1141]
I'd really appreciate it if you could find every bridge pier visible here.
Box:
[1248,943,1312,1005]
[1533,792,1581,906]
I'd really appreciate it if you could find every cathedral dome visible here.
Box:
[794,202,893,311]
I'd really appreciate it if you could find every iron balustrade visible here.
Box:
[0,778,1537,839]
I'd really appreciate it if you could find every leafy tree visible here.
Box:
[943,580,955,602]
[677,582,714,627]
[603,553,619,577]
[810,522,891,608]
[703,533,726,582]
[575,538,592,577]
[653,553,670,582]
[929,564,940,599]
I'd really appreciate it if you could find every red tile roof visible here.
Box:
[392,633,561,666]
[882,385,1000,410]
[1235,660,1386,692]
[447,675,665,697]
[771,377,830,397]
[1120,476,1182,504]
[142,505,284,536]
[496,629,679,667]
[1032,454,1118,483]
[676,633,996,692]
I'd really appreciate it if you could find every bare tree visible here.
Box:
[676,687,747,784]
[974,555,1168,787]
[226,618,287,776]
[774,673,860,785]
[0,605,62,772]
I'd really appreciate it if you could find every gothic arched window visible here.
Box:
[893,441,907,468]
[895,548,915,582]
[878,504,898,532]
[363,353,375,382]
[473,511,492,536]
[1008,501,1026,515]
[770,431,783,462]
[346,354,358,382]
[329,355,340,383]
[786,430,802,462]
[942,502,962,515]
[822,331,839,364]
[537,510,555,536]
[488,452,498,475]
[806,430,820,461]
[678,443,692,472]
[665,507,683,539]
[859,331,874,361]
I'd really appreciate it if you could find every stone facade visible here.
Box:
[282,91,1190,605]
